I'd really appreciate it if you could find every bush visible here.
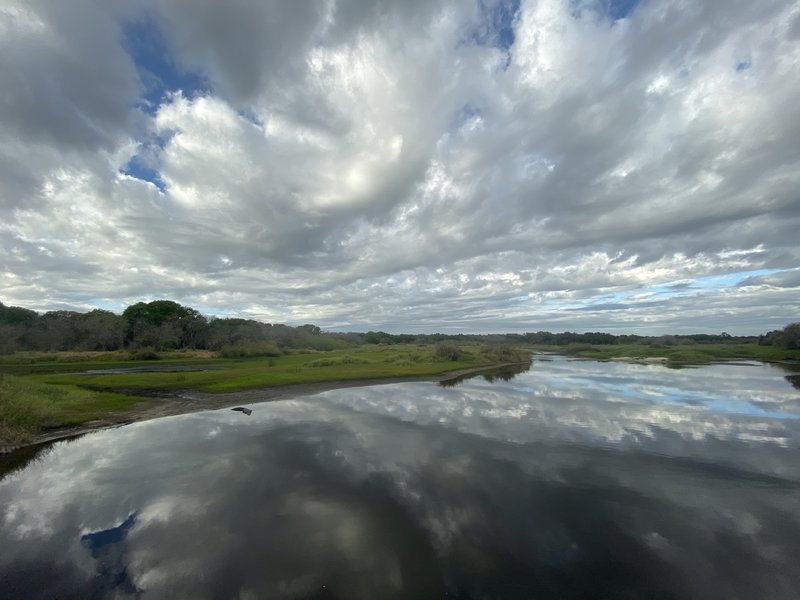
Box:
[306,355,370,367]
[218,342,282,358]
[128,347,160,361]
[563,343,594,355]
[781,323,800,349]
[481,344,530,363]
[434,342,462,361]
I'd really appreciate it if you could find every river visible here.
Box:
[1,356,799,599]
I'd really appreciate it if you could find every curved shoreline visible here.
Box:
[1,363,527,455]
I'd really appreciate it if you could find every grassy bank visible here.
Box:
[0,374,142,445]
[17,344,520,392]
[1,344,529,444]
[535,342,800,365]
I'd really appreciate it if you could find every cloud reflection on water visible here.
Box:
[1,357,799,599]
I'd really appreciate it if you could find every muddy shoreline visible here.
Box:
[2,363,525,455]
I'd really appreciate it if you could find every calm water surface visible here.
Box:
[1,357,799,599]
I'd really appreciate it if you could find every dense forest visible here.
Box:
[0,299,798,355]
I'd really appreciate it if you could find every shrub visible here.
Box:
[434,342,462,361]
[218,342,282,358]
[306,355,370,367]
[562,343,594,355]
[128,347,160,361]
[481,344,530,363]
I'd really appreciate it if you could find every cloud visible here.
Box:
[1,0,799,332]
[740,268,800,289]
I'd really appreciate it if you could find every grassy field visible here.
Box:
[0,344,524,444]
[534,342,800,365]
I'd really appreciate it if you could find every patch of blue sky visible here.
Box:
[605,0,642,20]
[735,57,753,72]
[630,272,758,300]
[570,0,643,21]
[561,268,788,313]
[464,0,520,60]
[120,154,165,192]
[122,18,209,114]
[689,269,783,290]
[120,114,176,191]
[488,0,520,51]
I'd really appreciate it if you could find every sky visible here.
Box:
[1,0,799,335]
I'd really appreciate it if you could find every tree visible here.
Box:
[122,300,208,349]
[27,311,82,351]
[0,302,40,353]
[0,302,38,325]
[780,323,800,349]
[760,323,800,349]
[207,318,270,349]
[76,310,124,351]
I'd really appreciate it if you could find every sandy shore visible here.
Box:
[2,364,523,454]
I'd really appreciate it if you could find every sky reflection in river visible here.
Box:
[1,357,799,599]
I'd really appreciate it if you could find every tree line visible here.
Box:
[0,299,797,355]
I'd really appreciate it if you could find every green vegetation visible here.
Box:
[0,344,532,444]
[534,342,800,365]
[525,322,800,366]
[0,374,142,445]
[17,344,517,393]
[1,297,797,446]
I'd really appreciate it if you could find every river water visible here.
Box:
[1,356,799,599]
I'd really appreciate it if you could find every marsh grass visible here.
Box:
[2,344,502,394]
[306,355,370,367]
[537,343,800,365]
[0,344,530,440]
[0,374,142,444]
[1,348,216,364]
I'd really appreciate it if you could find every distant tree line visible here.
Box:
[0,300,356,355]
[759,323,800,350]
[0,299,797,355]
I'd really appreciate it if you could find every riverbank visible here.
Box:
[0,344,532,446]
[531,342,800,366]
[0,361,529,454]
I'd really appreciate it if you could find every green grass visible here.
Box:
[0,374,143,445]
[0,344,529,444]
[531,343,800,365]
[0,343,538,446]
[24,345,499,393]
